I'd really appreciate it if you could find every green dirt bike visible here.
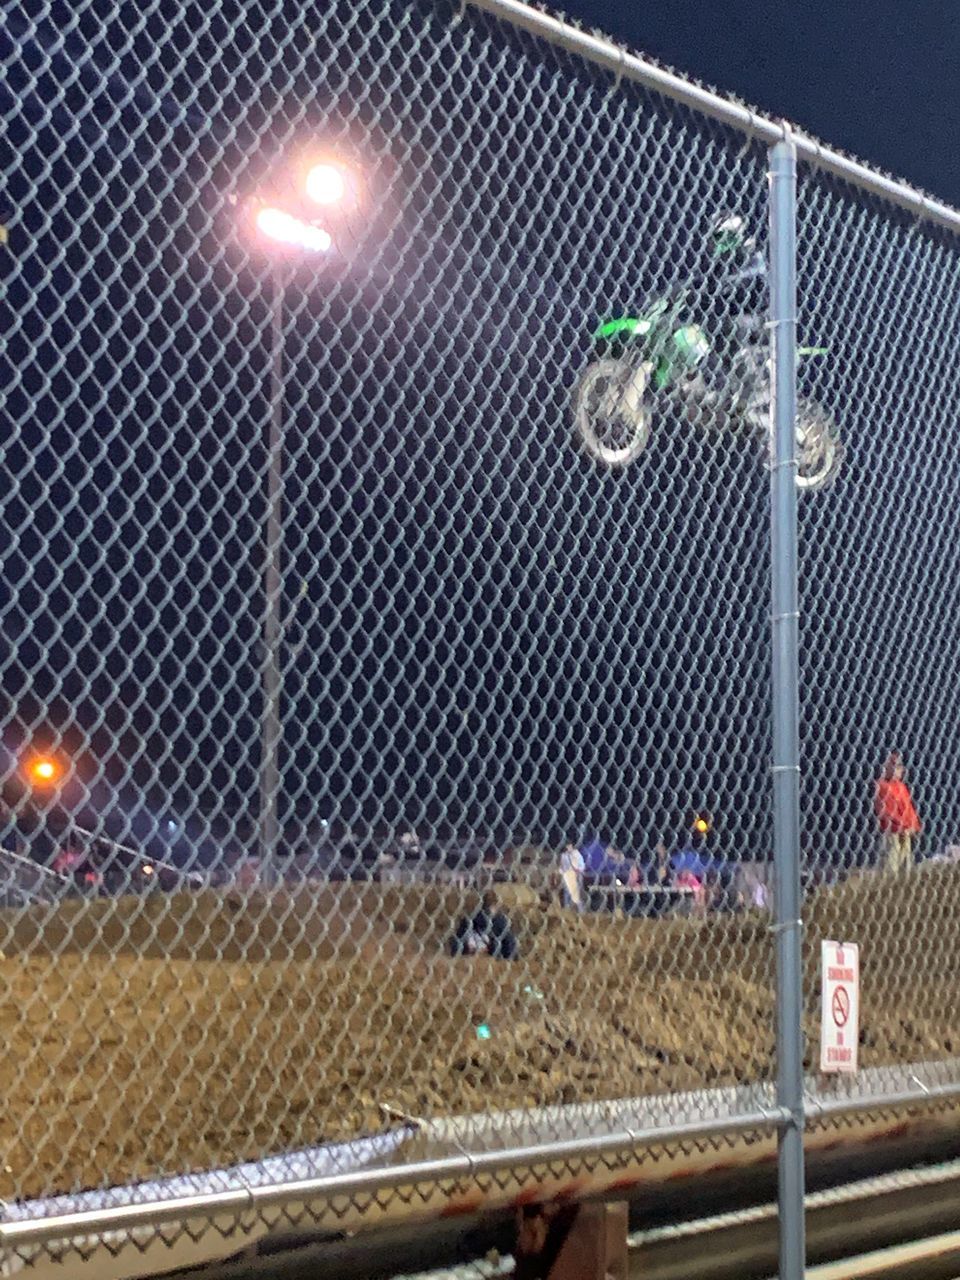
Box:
[573,216,843,491]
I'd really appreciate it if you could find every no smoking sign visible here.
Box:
[832,985,850,1027]
[820,940,860,1074]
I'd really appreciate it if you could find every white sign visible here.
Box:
[820,940,860,1074]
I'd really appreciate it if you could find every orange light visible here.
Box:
[28,757,60,785]
[693,817,709,835]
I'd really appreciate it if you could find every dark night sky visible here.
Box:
[567,0,960,206]
[3,0,960,873]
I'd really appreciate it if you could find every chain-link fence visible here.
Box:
[795,170,960,1106]
[1,0,959,1272]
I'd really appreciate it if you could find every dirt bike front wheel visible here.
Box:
[573,358,653,468]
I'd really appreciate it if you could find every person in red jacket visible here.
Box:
[875,752,921,874]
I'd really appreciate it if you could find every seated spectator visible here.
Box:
[580,833,608,876]
[647,841,674,887]
[671,841,708,879]
[448,891,519,960]
[670,824,717,884]
[580,835,630,885]
[606,846,632,883]
[675,867,702,892]
[675,867,705,915]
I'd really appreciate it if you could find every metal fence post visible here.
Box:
[769,133,806,1280]
[258,263,286,875]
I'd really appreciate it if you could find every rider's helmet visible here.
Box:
[709,212,747,256]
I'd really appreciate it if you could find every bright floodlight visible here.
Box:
[255,206,332,254]
[305,162,346,206]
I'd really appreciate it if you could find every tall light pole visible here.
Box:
[248,160,354,876]
[258,260,286,881]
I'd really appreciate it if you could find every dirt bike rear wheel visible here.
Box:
[795,400,843,491]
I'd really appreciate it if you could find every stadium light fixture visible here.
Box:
[304,161,347,206]
[255,206,332,254]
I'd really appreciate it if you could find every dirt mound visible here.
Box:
[0,867,957,1201]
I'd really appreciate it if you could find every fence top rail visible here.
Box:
[465,0,960,237]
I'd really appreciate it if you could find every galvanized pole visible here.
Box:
[258,263,285,877]
[769,134,806,1280]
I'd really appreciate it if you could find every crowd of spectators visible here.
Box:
[557,820,746,920]
[553,749,927,920]
[1,746,935,926]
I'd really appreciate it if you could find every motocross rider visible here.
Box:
[692,213,768,410]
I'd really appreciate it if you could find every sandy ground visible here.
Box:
[0,865,957,1201]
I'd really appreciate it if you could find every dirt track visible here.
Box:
[0,866,957,1201]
